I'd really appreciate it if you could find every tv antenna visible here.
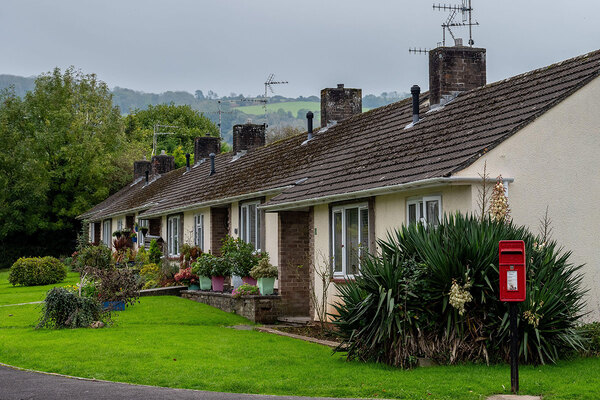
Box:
[152,124,179,156]
[212,98,268,137]
[433,0,478,47]
[408,48,431,55]
[263,73,288,125]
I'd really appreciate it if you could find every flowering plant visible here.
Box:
[174,267,198,286]
[232,283,260,299]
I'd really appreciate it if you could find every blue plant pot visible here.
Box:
[188,283,200,291]
[103,301,125,311]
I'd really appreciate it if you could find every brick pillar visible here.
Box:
[210,207,229,255]
[278,211,311,316]
[320,84,362,128]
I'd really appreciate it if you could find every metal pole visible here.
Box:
[510,302,519,393]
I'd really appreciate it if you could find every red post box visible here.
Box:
[499,240,526,302]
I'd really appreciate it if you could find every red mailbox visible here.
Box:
[499,240,526,302]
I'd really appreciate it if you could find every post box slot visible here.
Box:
[500,249,523,254]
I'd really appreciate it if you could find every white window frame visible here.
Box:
[194,214,204,250]
[167,215,181,257]
[138,219,149,247]
[102,220,111,247]
[240,201,261,251]
[331,203,369,278]
[406,195,442,227]
[117,219,123,231]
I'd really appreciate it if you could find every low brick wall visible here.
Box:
[140,286,187,297]
[181,290,282,323]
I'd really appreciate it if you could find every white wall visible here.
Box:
[455,76,600,319]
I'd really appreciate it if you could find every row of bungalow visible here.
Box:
[80,44,600,320]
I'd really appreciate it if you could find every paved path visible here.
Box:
[0,301,42,307]
[0,364,372,400]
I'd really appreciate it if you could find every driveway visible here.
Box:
[0,364,372,400]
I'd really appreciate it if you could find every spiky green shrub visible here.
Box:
[333,213,586,367]
[37,287,103,329]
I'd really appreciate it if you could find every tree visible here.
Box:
[0,67,144,267]
[124,103,219,166]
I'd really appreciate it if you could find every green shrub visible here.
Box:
[250,257,278,279]
[37,287,103,329]
[86,267,142,306]
[221,236,263,277]
[135,247,150,265]
[191,254,217,277]
[149,239,162,264]
[8,257,67,286]
[578,322,600,356]
[232,283,260,298]
[212,256,233,277]
[333,213,587,367]
[75,244,113,270]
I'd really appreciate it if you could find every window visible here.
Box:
[167,215,180,257]
[407,195,442,227]
[332,203,369,277]
[240,201,260,250]
[102,220,111,247]
[117,219,123,231]
[138,219,149,247]
[194,214,204,250]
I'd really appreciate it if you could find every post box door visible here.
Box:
[499,240,526,302]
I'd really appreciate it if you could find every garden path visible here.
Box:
[0,364,377,400]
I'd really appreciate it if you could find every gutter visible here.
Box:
[259,176,514,212]
[138,186,294,219]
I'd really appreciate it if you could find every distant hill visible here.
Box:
[0,74,408,144]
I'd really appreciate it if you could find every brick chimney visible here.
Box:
[151,150,175,175]
[133,159,151,180]
[320,84,362,128]
[429,44,486,107]
[232,122,266,153]
[194,136,221,163]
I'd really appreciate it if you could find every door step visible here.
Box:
[277,316,311,326]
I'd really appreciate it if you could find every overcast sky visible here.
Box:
[2,1,599,97]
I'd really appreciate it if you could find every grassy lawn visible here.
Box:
[0,269,80,305]
[0,276,599,399]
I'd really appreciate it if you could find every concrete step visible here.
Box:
[277,316,311,325]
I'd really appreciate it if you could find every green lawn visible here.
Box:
[0,275,599,399]
[0,269,79,305]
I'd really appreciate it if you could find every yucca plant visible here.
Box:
[333,213,587,367]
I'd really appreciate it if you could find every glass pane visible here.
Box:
[249,204,257,249]
[408,203,416,224]
[240,206,247,241]
[346,208,359,275]
[333,212,343,273]
[426,200,440,227]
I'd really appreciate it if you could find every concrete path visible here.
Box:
[0,364,373,400]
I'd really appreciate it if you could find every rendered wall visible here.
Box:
[455,75,600,319]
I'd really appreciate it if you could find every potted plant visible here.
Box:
[191,254,214,291]
[221,236,261,286]
[121,228,132,239]
[140,226,149,236]
[211,257,232,292]
[87,267,141,311]
[112,230,122,239]
[130,230,137,243]
[174,266,199,290]
[250,257,278,295]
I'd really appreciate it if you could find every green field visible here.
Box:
[1,271,599,399]
[236,101,371,116]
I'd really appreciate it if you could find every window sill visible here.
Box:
[330,277,356,284]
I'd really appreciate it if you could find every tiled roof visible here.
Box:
[81,49,600,220]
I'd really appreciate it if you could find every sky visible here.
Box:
[2,0,600,97]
